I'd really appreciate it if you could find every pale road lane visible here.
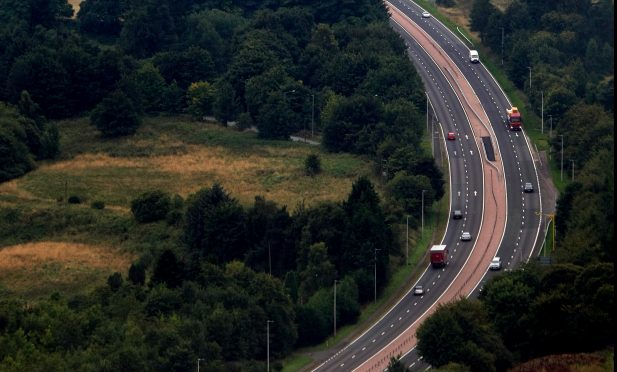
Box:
[352,5,508,371]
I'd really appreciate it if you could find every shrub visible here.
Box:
[131,190,171,223]
[91,201,105,209]
[90,90,141,137]
[67,195,82,204]
[305,154,321,176]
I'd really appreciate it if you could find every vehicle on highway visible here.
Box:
[413,285,424,295]
[524,182,534,193]
[452,209,462,219]
[469,49,479,63]
[461,232,472,241]
[421,11,431,18]
[429,245,449,268]
[506,106,522,131]
[489,257,502,270]
[447,131,456,140]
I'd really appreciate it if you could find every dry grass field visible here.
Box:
[0,241,133,299]
[0,115,374,299]
[0,116,372,210]
[68,0,82,15]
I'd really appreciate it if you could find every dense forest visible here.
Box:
[414,0,614,370]
[1,0,613,370]
[0,0,439,370]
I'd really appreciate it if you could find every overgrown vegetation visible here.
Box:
[415,0,614,370]
[0,0,436,369]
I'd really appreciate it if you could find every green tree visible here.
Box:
[387,355,411,372]
[77,0,124,35]
[187,81,215,120]
[128,262,146,285]
[386,171,433,218]
[298,243,336,302]
[90,90,141,137]
[184,184,246,264]
[150,250,184,289]
[417,298,512,371]
[0,103,36,182]
[131,190,172,223]
[470,0,498,33]
[304,154,321,176]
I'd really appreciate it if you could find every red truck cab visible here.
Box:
[506,107,522,131]
[430,245,448,268]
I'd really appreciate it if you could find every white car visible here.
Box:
[461,232,472,241]
[489,257,502,270]
[421,11,431,18]
[413,285,424,295]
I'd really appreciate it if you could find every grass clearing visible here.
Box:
[0,241,134,300]
[2,116,372,210]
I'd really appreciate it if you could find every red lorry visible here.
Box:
[506,107,522,131]
[430,245,449,268]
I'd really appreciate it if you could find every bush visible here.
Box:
[305,154,321,176]
[67,195,82,204]
[90,90,141,137]
[131,190,172,223]
[91,201,105,209]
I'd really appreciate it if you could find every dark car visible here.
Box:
[524,182,534,193]
[453,210,462,219]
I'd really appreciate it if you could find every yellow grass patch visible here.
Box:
[0,242,134,298]
[68,0,82,15]
[32,144,361,208]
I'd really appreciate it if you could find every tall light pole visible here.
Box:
[571,159,574,181]
[541,91,544,134]
[425,92,429,135]
[267,320,273,372]
[421,190,426,236]
[310,93,315,137]
[548,115,553,138]
[333,280,337,337]
[559,134,564,181]
[374,248,381,304]
[528,66,532,90]
[197,358,203,372]
[405,215,409,265]
[499,27,504,65]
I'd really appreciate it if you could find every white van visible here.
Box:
[469,50,479,63]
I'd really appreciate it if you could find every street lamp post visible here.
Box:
[425,92,429,135]
[421,190,426,236]
[310,93,315,137]
[559,135,564,181]
[571,159,574,181]
[528,66,532,90]
[406,215,409,265]
[333,280,337,337]
[499,27,504,65]
[267,320,273,372]
[548,115,553,138]
[197,358,203,372]
[374,248,381,304]
[541,91,544,134]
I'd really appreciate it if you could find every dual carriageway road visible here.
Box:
[310,0,544,370]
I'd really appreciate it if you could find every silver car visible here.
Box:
[461,232,472,241]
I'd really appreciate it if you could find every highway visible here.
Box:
[310,1,543,371]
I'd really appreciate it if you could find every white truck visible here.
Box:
[469,50,479,63]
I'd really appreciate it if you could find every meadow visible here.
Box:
[0,115,374,299]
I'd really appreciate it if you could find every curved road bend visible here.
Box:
[386,1,544,368]
[391,0,543,270]
[310,4,507,371]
